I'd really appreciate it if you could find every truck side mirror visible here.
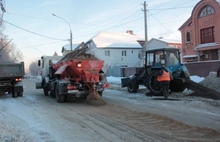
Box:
[38,60,41,66]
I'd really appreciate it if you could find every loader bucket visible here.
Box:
[86,92,106,106]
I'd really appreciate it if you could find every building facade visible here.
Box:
[179,0,220,62]
[74,31,144,76]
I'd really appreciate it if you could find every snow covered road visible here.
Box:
[0,78,220,142]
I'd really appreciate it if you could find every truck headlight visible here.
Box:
[76,62,82,67]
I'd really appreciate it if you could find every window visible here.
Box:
[200,27,215,44]
[155,51,164,64]
[105,50,110,56]
[146,53,153,66]
[199,5,215,18]
[166,51,180,66]
[186,32,190,43]
[122,50,127,56]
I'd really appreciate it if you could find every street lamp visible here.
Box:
[52,13,73,50]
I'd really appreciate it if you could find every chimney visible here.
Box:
[126,30,133,35]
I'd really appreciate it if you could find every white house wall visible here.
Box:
[87,47,142,73]
[147,40,167,50]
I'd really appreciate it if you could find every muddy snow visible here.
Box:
[0,72,220,142]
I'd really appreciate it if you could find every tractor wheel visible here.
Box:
[146,71,162,95]
[55,84,65,103]
[170,79,186,92]
[127,78,138,93]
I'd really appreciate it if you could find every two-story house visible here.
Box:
[178,0,220,62]
[82,31,144,76]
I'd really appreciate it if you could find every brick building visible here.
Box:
[178,0,220,62]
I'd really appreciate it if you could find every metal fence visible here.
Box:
[114,60,220,77]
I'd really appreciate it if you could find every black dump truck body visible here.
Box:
[0,62,25,97]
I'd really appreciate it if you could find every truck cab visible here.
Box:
[35,56,63,91]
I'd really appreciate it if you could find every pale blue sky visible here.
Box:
[1,0,200,68]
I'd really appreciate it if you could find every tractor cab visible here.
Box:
[145,47,181,75]
[144,47,190,95]
[121,46,190,96]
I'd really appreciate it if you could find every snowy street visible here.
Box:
[0,77,220,142]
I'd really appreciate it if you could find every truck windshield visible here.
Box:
[166,51,180,66]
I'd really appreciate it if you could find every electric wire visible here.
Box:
[3,20,67,41]
[148,10,180,39]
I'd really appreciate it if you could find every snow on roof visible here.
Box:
[147,46,178,51]
[195,42,218,49]
[155,38,181,44]
[183,55,198,58]
[91,32,144,48]
[62,43,80,51]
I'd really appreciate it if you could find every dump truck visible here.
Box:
[121,46,220,100]
[0,62,25,97]
[36,47,109,104]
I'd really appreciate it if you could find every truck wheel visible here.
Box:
[98,91,103,97]
[12,91,16,98]
[18,92,23,97]
[49,90,55,98]
[43,86,49,96]
[217,66,220,77]
[127,78,138,93]
[55,84,65,103]
[147,71,162,95]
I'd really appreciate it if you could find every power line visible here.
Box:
[3,20,67,41]
[148,11,180,39]
[149,6,194,10]
[18,41,65,49]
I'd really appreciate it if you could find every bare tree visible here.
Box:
[0,2,23,63]
[0,36,23,63]
[29,60,39,76]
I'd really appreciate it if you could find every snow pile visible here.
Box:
[199,72,220,93]
[190,76,204,83]
[107,76,121,84]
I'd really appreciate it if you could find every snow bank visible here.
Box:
[190,76,204,83]
[107,75,205,84]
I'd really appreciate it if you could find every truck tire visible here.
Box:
[217,66,220,77]
[127,78,138,93]
[12,91,16,98]
[18,92,23,97]
[43,86,49,96]
[55,84,65,103]
[146,71,162,95]
[98,91,103,97]
[49,90,55,98]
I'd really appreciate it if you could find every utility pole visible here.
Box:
[52,13,72,50]
[143,1,148,52]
